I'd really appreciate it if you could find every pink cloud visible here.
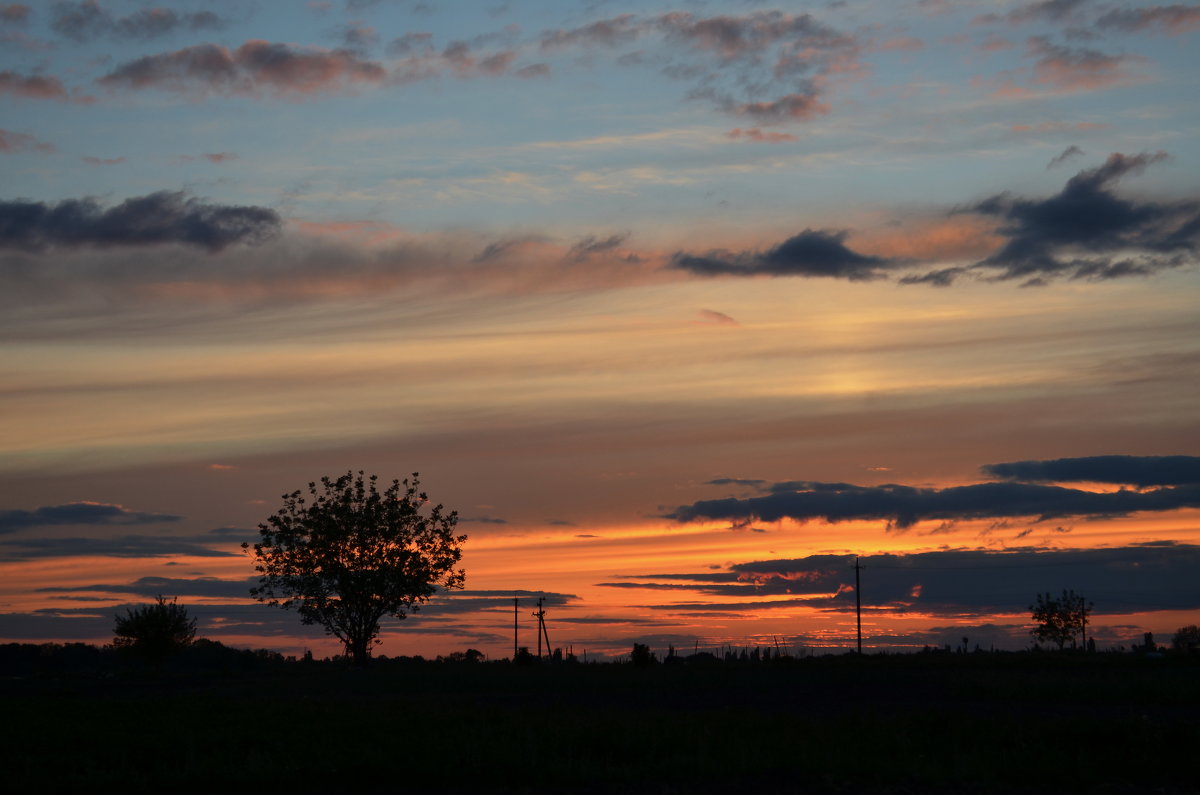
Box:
[82,155,126,165]
[202,152,238,163]
[878,36,924,52]
[977,35,1015,53]
[695,308,739,326]
[732,92,829,122]
[0,128,54,153]
[0,3,29,25]
[1026,37,1146,93]
[727,127,798,143]
[0,70,69,100]
[97,40,387,97]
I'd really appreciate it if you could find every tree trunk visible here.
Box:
[349,636,371,667]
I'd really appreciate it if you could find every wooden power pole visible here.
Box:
[854,556,864,654]
[532,596,550,658]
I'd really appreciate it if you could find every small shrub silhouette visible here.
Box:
[112,595,196,663]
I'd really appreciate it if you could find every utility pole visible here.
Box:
[532,597,550,659]
[513,597,519,659]
[854,556,864,654]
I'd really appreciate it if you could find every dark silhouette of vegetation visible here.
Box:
[6,643,1199,794]
[1173,625,1200,654]
[112,595,196,663]
[630,642,656,666]
[1030,589,1092,650]
[243,471,466,666]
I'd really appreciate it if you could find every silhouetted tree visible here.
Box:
[1030,590,1092,650]
[244,471,466,666]
[1172,626,1200,654]
[112,595,196,662]
[630,643,656,666]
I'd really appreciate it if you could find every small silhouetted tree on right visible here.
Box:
[1030,590,1092,650]
[113,595,197,663]
[1172,626,1199,654]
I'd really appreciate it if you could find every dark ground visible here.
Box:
[2,649,1196,793]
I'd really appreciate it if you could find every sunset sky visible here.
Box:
[2,0,1198,660]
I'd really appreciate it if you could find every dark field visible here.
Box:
[3,652,1197,794]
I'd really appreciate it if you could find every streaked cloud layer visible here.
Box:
[1,0,1197,657]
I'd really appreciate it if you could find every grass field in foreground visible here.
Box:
[4,653,1197,793]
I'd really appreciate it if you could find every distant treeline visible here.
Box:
[1,633,1193,678]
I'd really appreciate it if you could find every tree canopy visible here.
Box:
[243,471,466,665]
[1030,589,1092,651]
[112,595,197,662]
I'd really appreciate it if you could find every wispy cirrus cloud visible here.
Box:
[726,127,797,143]
[1025,36,1147,93]
[539,10,858,124]
[1096,4,1200,36]
[0,128,54,153]
[974,0,1092,27]
[50,1,227,42]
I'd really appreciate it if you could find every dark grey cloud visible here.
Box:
[669,476,1200,529]
[655,10,848,58]
[671,229,893,280]
[1096,5,1200,35]
[335,23,379,54]
[567,233,628,261]
[0,602,327,640]
[459,515,507,524]
[37,575,257,599]
[412,589,578,617]
[706,478,767,488]
[975,0,1091,26]
[387,31,434,55]
[982,455,1200,488]
[50,1,227,42]
[960,152,1199,284]
[0,535,237,560]
[897,266,966,287]
[608,544,1200,616]
[540,14,641,50]
[1047,144,1083,169]
[0,502,180,534]
[0,191,281,252]
[471,235,549,262]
